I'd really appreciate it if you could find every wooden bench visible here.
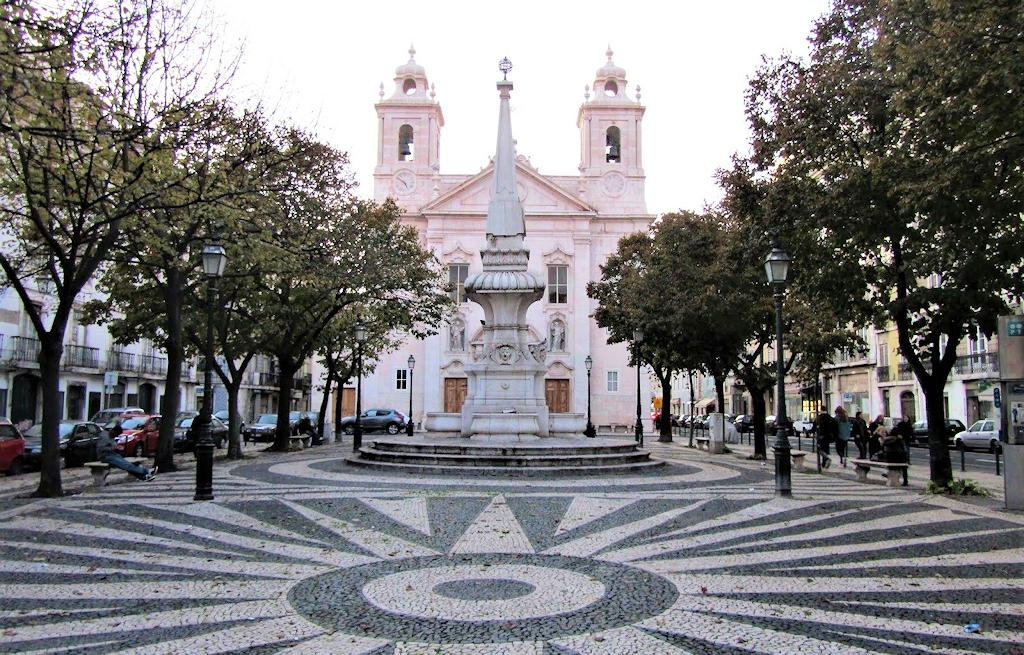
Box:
[83,458,149,487]
[851,458,908,487]
[695,436,711,451]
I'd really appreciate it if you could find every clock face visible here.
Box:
[601,172,626,197]
[394,171,416,195]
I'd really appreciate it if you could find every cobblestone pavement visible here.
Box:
[0,439,1022,654]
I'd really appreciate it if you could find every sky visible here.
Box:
[212,0,831,216]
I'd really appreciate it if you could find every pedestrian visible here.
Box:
[814,410,837,469]
[882,424,909,486]
[869,424,884,460]
[852,411,870,459]
[97,420,156,481]
[835,406,852,467]
[889,414,914,486]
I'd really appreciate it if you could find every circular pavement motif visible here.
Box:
[434,577,535,601]
[288,553,679,642]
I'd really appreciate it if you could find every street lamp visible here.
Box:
[583,355,596,438]
[194,233,228,501]
[352,322,367,452]
[633,328,644,447]
[406,354,415,436]
[765,231,792,498]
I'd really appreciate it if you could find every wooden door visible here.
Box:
[339,388,355,419]
[444,378,468,413]
[545,379,570,413]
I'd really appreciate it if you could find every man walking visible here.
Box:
[99,420,156,481]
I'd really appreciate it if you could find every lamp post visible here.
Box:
[352,322,367,452]
[406,354,415,436]
[194,232,227,501]
[765,231,792,498]
[584,355,596,438]
[633,328,644,447]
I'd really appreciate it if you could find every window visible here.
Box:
[607,371,619,392]
[605,126,621,162]
[396,369,408,390]
[547,265,568,304]
[969,327,988,354]
[398,124,414,161]
[877,343,889,366]
[449,264,469,303]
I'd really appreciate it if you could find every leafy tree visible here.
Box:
[0,0,230,496]
[745,0,1024,485]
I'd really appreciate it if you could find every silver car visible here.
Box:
[954,420,1001,453]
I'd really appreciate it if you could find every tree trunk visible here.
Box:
[658,374,673,442]
[750,386,768,458]
[687,370,696,448]
[316,372,333,445]
[156,270,183,473]
[272,357,299,451]
[923,379,954,487]
[334,375,349,439]
[33,337,65,498]
[225,381,244,459]
[714,376,726,418]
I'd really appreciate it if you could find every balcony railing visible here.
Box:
[954,352,998,376]
[139,353,167,376]
[897,362,915,381]
[107,349,137,372]
[7,336,40,364]
[876,366,891,383]
[63,344,100,369]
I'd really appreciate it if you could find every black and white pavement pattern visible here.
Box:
[0,441,1021,654]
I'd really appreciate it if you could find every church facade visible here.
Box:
[359,49,655,431]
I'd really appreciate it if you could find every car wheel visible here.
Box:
[342,425,354,435]
[386,423,400,435]
[5,457,23,476]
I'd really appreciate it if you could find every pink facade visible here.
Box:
[361,48,654,430]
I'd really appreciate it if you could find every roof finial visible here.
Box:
[606,45,614,63]
[584,84,590,101]
[408,44,416,62]
[635,84,641,102]
[378,82,384,100]
[498,57,512,81]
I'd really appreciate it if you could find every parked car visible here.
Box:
[910,419,966,446]
[213,410,244,431]
[792,415,815,434]
[243,413,280,443]
[765,414,777,435]
[339,408,407,435]
[692,414,710,430]
[134,415,162,456]
[23,420,105,468]
[0,419,26,475]
[89,407,145,426]
[732,415,751,433]
[114,414,157,456]
[954,420,1001,453]
[173,415,228,452]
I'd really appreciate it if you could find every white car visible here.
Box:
[954,420,1001,453]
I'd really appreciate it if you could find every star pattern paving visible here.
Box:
[0,442,1021,654]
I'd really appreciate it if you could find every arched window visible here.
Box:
[403,78,417,95]
[605,126,621,163]
[398,124,414,161]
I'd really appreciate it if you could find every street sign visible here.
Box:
[103,371,118,387]
[994,386,1001,409]
[1008,318,1024,337]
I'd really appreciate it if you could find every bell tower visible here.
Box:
[576,48,646,213]
[374,46,444,206]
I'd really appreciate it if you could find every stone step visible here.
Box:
[355,447,652,468]
[343,455,666,477]
[367,440,639,457]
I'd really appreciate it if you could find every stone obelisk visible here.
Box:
[461,59,549,440]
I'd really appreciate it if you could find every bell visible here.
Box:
[399,141,412,158]
[606,144,620,162]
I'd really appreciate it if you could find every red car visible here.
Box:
[116,414,160,457]
[0,419,27,475]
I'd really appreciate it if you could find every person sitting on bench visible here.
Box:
[99,420,156,481]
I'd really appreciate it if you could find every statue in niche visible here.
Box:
[549,320,566,351]
[448,319,465,351]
